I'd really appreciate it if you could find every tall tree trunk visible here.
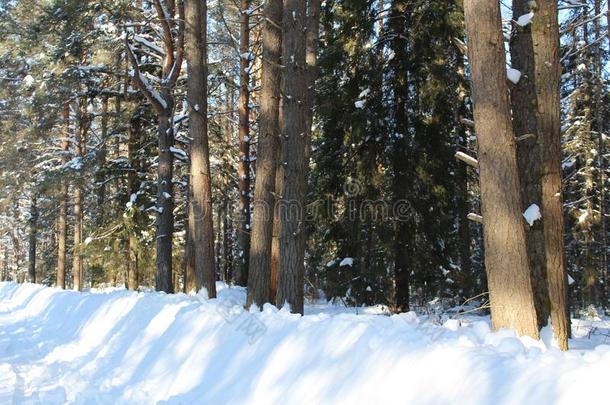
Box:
[127,112,142,291]
[184,168,195,291]
[455,46,472,296]
[10,205,22,282]
[57,102,70,289]
[531,0,570,350]
[305,0,319,142]
[126,1,146,290]
[185,0,217,296]
[464,0,539,338]
[28,194,37,283]
[594,0,608,306]
[236,0,252,287]
[2,246,8,282]
[276,0,308,314]
[73,183,83,291]
[270,161,281,302]
[389,0,412,313]
[127,0,185,293]
[579,10,598,310]
[155,112,175,293]
[298,0,320,277]
[510,0,550,328]
[96,94,109,226]
[113,97,122,213]
[72,97,88,291]
[221,90,234,283]
[215,202,223,280]
[247,0,283,307]
[222,199,233,282]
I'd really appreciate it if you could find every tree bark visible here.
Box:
[184,169,195,291]
[222,199,233,282]
[127,112,142,291]
[531,0,570,350]
[185,0,217,296]
[57,102,70,289]
[464,0,539,338]
[247,0,283,307]
[594,0,608,306]
[389,0,412,313]
[270,158,281,302]
[126,2,145,291]
[455,42,472,296]
[2,246,8,282]
[96,94,109,226]
[127,0,184,293]
[276,0,308,314]
[235,0,252,287]
[155,112,175,293]
[10,205,22,283]
[510,0,550,328]
[28,195,37,283]
[298,0,320,282]
[72,97,88,291]
[221,91,234,283]
[305,0,320,141]
[215,201,223,280]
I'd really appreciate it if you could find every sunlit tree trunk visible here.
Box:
[127,0,184,293]
[531,0,570,350]
[389,0,412,313]
[276,0,308,314]
[127,112,142,291]
[72,97,89,291]
[464,0,539,339]
[185,0,217,296]
[510,0,550,328]
[236,0,252,287]
[247,0,283,307]
[57,102,70,289]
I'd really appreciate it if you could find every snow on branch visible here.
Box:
[515,12,534,27]
[523,204,542,226]
[467,213,483,224]
[455,151,479,168]
[507,68,522,85]
[133,35,165,56]
[126,39,167,114]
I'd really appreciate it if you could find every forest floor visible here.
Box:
[0,282,609,404]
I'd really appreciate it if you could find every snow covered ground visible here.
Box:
[1,282,610,404]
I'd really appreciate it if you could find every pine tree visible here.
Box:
[532,0,570,350]
[247,0,283,308]
[184,0,217,296]
[236,0,252,287]
[510,0,550,328]
[464,0,539,338]
[276,0,308,313]
[127,0,185,293]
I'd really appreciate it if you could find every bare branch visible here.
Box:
[125,37,167,114]
[153,0,175,75]
[168,0,185,86]
[455,151,479,168]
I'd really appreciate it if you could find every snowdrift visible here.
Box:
[1,282,609,404]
